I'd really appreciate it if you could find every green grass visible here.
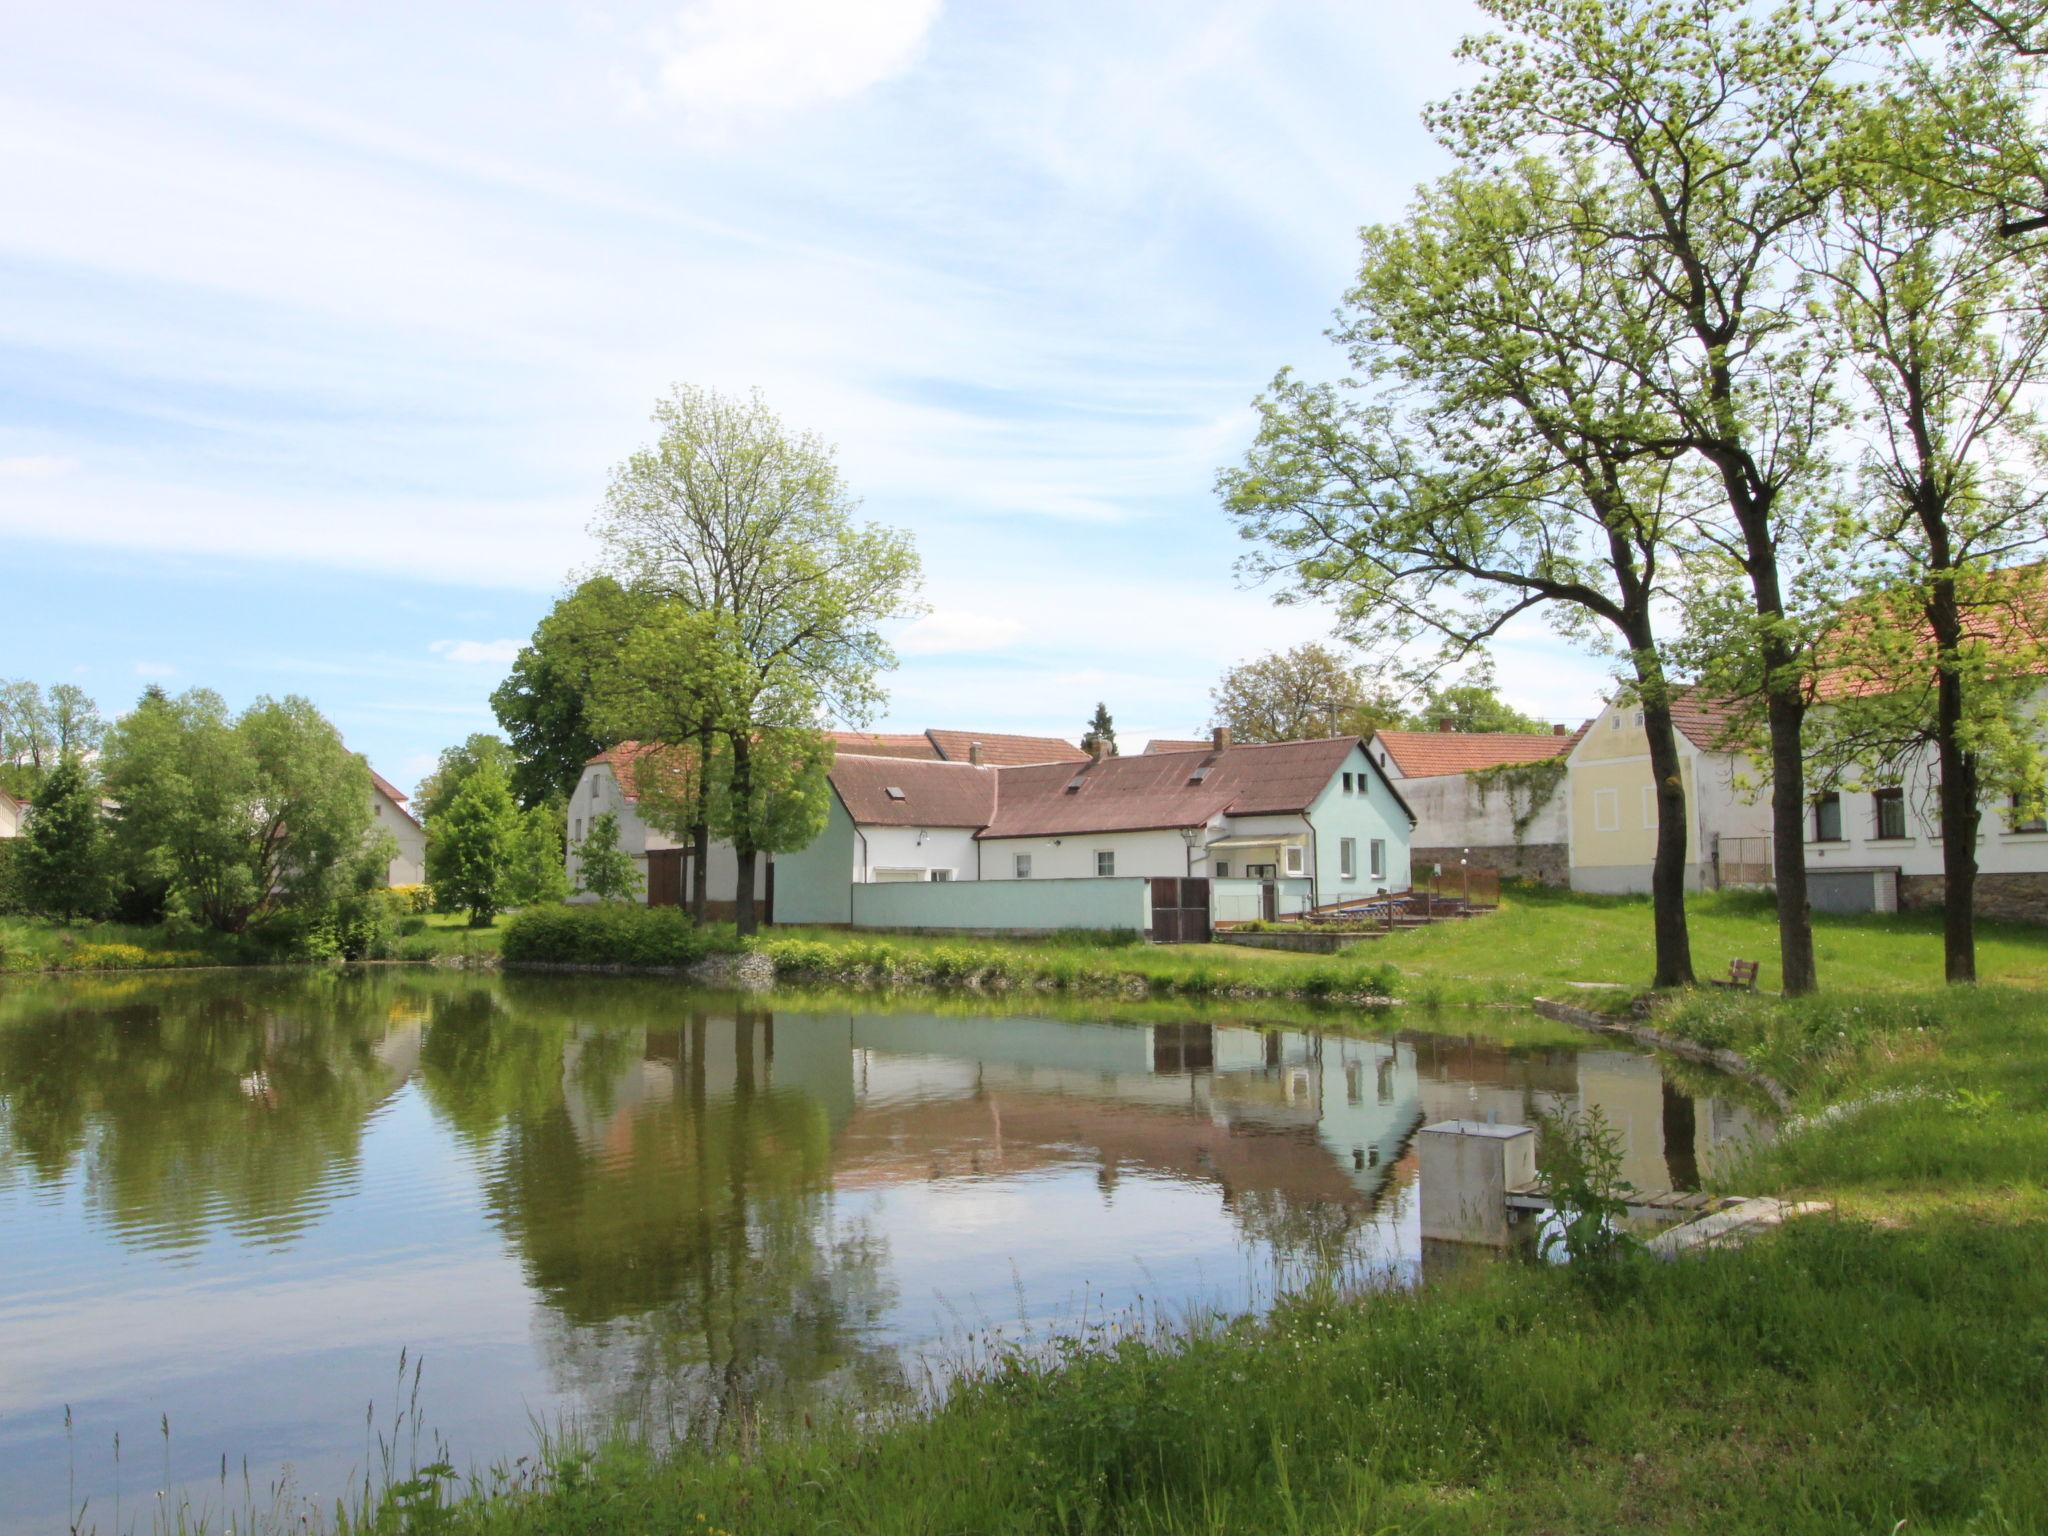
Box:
[396,910,511,961]
[0,914,262,973]
[319,893,2048,1535]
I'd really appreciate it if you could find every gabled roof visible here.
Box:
[1372,728,1580,778]
[1667,690,1746,754]
[923,729,1088,765]
[1143,738,1212,755]
[975,737,1411,839]
[586,741,667,801]
[829,754,997,827]
[369,769,410,805]
[1812,565,2048,702]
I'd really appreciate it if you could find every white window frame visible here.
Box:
[1094,849,1116,877]
[1641,784,1658,829]
[1014,853,1032,878]
[1283,844,1306,877]
[1370,839,1386,879]
[1339,837,1356,880]
[1593,787,1620,833]
[871,867,926,883]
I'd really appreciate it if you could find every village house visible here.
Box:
[367,768,426,887]
[1368,723,1584,886]
[0,788,22,840]
[565,728,1087,919]
[773,728,1415,931]
[1563,690,1772,895]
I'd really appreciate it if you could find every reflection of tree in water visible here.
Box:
[0,972,417,1252]
[417,1000,903,1434]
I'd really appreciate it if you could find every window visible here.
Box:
[1593,787,1620,832]
[1283,844,1306,877]
[929,869,953,882]
[1014,853,1032,878]
[885,786,906,801]
[1370,839,1386,878]
[1342,771,1354,793]
[1247,863,1277,879]
[1873,787,1907,841]
[1610,714,1620,731]
[1214,860,1229,879]
[573,817,583,841]
[1642,784,1659,829]
[1813,792,1843,843]
[1095,850,1115,877]
[1339,837,1356,879]
[2012,794,2047,834]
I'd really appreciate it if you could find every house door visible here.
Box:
[1149,877,1212,944]
[646,849,684,908]
[1260,880,1277,922]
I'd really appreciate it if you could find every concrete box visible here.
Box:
[1417,1120,1536,1246]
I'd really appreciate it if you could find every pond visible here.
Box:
[0,970,1768,1532]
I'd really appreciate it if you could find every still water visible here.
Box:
[0,971,1765,1531]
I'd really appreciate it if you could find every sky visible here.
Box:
[0,0,1617,793]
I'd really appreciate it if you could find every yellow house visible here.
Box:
[1565,691,1771,894]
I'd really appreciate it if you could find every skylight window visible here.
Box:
[885,786,906,800]
[1188,766,1210,784]
[1065,775,1086,793]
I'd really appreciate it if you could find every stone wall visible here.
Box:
[1412,842,1568,888]
[1897,872,2048,926]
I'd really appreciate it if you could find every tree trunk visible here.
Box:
[1765,682,1818,995]
[1640,691,1697,987]
[729,733,758,936]
[1928,571,1979,984]
[734,846,758,936]
[690,725,713,923]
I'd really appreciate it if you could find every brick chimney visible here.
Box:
[1438,720,1454,733]
[1553,723,1568,736]
[969,740,985,766]
[1211,726,1232,751]
[1088,738,1106,762]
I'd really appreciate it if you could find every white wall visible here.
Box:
[980,828,1201,882]
[564,760,744,902]
[0,796,20,840]
[854,824,982,882]
[1396,772,1568,848]
[370,784,427,886]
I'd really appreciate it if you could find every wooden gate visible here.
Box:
[1260,880,1277,922]
[645,849,684,907]
[1149,877,1212,944]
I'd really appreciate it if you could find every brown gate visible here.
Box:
[1260,880,1277,922]
[645,849,684,907]
[1149,877,1212,944]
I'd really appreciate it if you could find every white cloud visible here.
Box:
[651,0,942,122]
[895,610,1025,657]
[430,638,524,665]
[0,455,77,479]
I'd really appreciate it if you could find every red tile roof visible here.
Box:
[825,731,942,760]
[829,754,997,827]
[369,769,411,805]
[1373,729,1579,778]
[1666,689,1747,753]
[924,729,1088,765]
[1143,738,1212,755]
[586,741,670,801]
[1811,566,2048,702]
[975,737,1410,839]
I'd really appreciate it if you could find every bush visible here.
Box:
[0,840,22,917]
[502,903,739,967]
[389,883,434,915]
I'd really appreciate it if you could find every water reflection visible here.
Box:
[0,972,1768,1534]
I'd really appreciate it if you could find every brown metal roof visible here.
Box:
[829,754,997,827]
[924,729,1088,765]
[977,737,1389,839]
[1373,729,1579,778]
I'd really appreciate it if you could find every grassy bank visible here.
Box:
[0,908,509,973]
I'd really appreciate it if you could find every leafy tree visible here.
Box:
[1428,0,1862,994]
[48,684,103,758]
[592,385,922,933]
[1211,644,1378,743]
[0,680,53,789]
[492,577,657,807]
[1223,158,1704,988]
[435,759,518,926]
[1081,702,1119,756]
[19,757,109,921]
[1409,666,1552,735]
[575,810,642,904]
[1803,83,2048,982]
[417,733,517,826]
[100,690,373,933]
[502,800,571,910]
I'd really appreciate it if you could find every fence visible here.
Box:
[847,876,1153,934]
[1713,836,1774,889]
[1418,865,1501,909]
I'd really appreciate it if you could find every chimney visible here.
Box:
[1438,720,1454,733]
[1553,723,1568,736]
[1211,726,1232,751]
[969,740,985,766]
[1088,738,1106,762]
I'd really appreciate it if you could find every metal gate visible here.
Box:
[1149,877,1212,944]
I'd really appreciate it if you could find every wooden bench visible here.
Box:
[1708,958,1760,992]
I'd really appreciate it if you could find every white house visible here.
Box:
[1368,724,1584,885]
[565,728,1088,918]
[0,789,22,840]
[774,728,1417,928]
[1564,690,1772,895]
[367,769,426,887]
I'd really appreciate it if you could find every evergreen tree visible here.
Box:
[435,760,517,926]
[574,811,642,904]
[21,757,110,921]
[1081,702,1118,756]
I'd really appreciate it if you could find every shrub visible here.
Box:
[0,840,22,917]
[389,883,434,915]
[502,903,738,967]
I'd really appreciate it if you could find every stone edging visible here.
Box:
[1531,997,1794,1113]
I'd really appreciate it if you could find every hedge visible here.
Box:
[502,903,741,967]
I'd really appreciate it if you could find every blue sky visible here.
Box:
[1,0,1613,793]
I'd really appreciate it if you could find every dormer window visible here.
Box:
[1188,765,1210,785]
[885,786,906,801]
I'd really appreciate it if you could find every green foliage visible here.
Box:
[572,811,640,903]
[1209,643,1386,743]
[501,801,570,909]
[19,757,110,920]
[1081,700,1118,755]
[500,903,738,967]
[1468,756,1569,845]
[100,688,374,933]
[708,728,833,859]
[491,577,658,807]
[0,839,22,916]
[417,734,516,828]
[1534,1107,1640,1286]
[435,760,518,925]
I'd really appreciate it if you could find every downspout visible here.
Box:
[1301,811,1320,910]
